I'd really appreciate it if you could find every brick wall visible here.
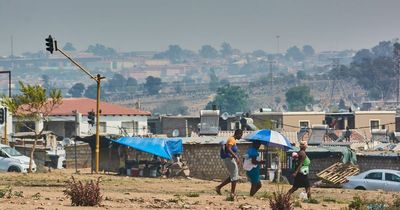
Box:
[357,155,400,171]
[65,143,92,169]
[182,143,250,180]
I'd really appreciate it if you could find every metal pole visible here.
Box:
[4,108,7,145]
[53,42,105,173]
[95,74,105,173]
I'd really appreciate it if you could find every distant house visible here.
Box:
[12,98,151,138]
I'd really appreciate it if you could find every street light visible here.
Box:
[45,35,105,173]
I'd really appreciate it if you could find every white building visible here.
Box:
[13,98,151,138]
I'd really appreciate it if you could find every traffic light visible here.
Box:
[45,35,54,54]
[88,111,95,126]
[0,108,5,125]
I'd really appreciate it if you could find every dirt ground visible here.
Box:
[0,169,397,210]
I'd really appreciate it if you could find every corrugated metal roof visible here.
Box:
[50,98,151,116]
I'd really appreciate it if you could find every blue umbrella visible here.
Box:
[244,129,293,150]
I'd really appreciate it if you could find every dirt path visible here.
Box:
[0,169,397,209]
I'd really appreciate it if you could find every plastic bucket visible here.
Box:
[268,169,275,181]
[149,169,157,177]
[131,168,140,177]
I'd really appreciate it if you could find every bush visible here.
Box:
[63,176,102,206]
[268,187,294,210]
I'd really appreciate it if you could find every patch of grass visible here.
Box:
[348,195,386,210]
[257,191,272,199]
[392,194,400,209]
[13,191,24,198]
[225,195,235,202]
[0,186,12,198]
[323,197,337,203]
[167,198,180,203]
[293,200,302,208]
[304,198,319,204]
[185,192,200,197]
[32,192,41,200]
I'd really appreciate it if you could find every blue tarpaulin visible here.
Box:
[113,137,183,160]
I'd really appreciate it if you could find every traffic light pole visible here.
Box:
[53,42,105,173]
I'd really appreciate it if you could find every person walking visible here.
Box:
[215,129,243,198]
[243,140,265,196]
[287,141,311,199]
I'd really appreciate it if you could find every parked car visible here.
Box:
[0,144,36,173]
[342,169,400,191]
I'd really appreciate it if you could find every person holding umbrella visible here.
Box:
[243,140,265,196]
[287,140,311,199]
[215,129,243,198]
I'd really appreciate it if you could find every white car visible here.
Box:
[0,143,36,173]
[342,169,400,191]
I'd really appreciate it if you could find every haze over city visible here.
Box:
[0,0,399,55]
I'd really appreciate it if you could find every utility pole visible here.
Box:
[394,43,400,107]
[329,58,340,107]
[45,35,105,173]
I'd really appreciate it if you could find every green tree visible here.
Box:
[296,70,307,80]
[285,46,305,61]
[1,82,62,172]
[153,100,188,115]
[199,45,218,59]
[350,53,395,100]
[63,42,76,51]
[153,45,184,63]
[68,83,85,97]
[106,73,126,92]
[84,84,105,100]
[285,86,314,111]
[86,43,117,57]
[173,81,182,94]
[126,77,138,92]
[302,45,315,57]
[208,68,219,91]
[41,74,54,91]
[220,42,233,57]
[144,76,162,95]
[206,85,248,114]
[338,99,346,110]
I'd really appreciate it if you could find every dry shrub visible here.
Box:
[63,176,102,206]
[268,186,294,210]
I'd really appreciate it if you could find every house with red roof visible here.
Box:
[13,98,151,138]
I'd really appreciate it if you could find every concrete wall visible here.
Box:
[283,112,325,132]
[45,115,149,138]
[355,111,395,138]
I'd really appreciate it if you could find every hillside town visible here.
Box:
[1,1,400,209]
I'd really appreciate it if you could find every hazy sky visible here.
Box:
[0,0,399,55]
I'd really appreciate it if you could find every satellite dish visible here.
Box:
[313,104,322,112]
[221,112,229,120]
[172,129,180,137]
[305,104,313,111]
[281,104,288,112]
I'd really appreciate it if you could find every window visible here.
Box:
[385,173,400,182]
[122,122,134,133]
[299,121,309,129]
[99,122,106,133]
[365,172,382,180]
[370,120,379,130]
